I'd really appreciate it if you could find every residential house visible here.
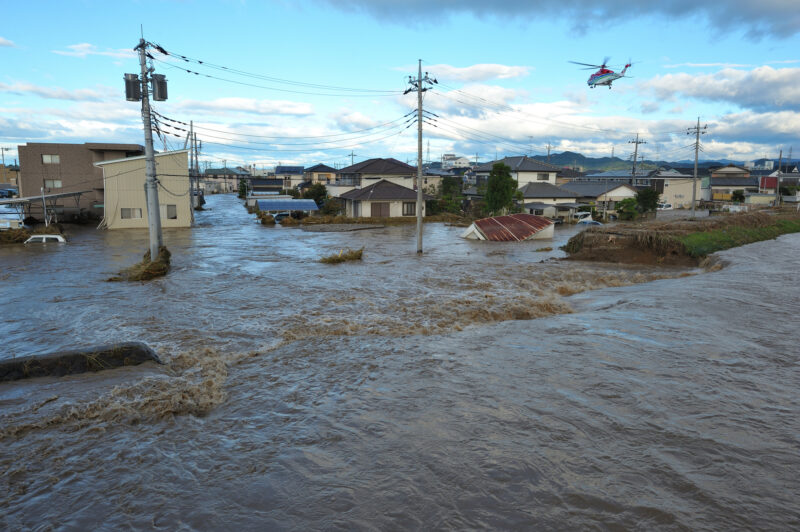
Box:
[555,167,587,185]
[646,168,702,209]
[203,166,250,193]
[304,164,337,185]
[249,177,284,195]
[275,165,305,190]
[333,158,441,197]
[96,150,192,230]
[710,164,750,179]
[474,156,560,188]
[709,176,759,201]
[560,181,638,215]
[18,142,145,221]
[338,179,430,218]
[518,182,583,220]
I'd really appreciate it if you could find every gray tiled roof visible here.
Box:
[340,179,425,201]
[338,158,416,175]
[519,182,579,199]
[560,181,636,198]
[710,177,759,187]
[474,156,560,173]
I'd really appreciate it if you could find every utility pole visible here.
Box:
[546,142,551,164]
[0,147,9,184]
[348,151,357,167]
[776,149,783,206]
[687,117,707,218]
[628,133,646,186]
[129,38,166,260]
[405,59,436,254]
[611,146,614,159]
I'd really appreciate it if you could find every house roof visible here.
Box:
[711,164,749,173]
[84,143,145,152]
[305,163,336,173]
[468,214,553,241]
[648,168,692,178]
[710,177,759,187]
[205,167,250,176]
[519,182,579,199]
[474,156,560,173]
[585,170,650,178]
[560,181,637,198]
[338,158,416,175]
[339,179,427,201]
[250,178,284,186]
[256,199,319,211]
[275,165,304,174]
[557,167,586,178]
[94,149,189,167]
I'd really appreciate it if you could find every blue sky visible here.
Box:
[1,0,799,170]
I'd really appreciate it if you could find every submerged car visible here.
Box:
[577,219,603,226]
[24,234,66,244]
[271,212,291,222]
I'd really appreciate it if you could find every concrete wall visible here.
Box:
[100,151,191,230]
[660,179,702,209]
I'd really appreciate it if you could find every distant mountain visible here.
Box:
[531,151,746,172]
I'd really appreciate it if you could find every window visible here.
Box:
[537,173,549,181]
[42,154,60,164]
[44,179,62,188]
[121,208,142,219]
[403,202,416,216]
[161,204,177,219]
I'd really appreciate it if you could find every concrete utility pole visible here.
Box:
[405,59,436,254]
[776,149,783,206]
[687,117,707,218]
[0,147,9,184]
[547,142,551,164]
[134,38,163,260]
[629,133,646,186]
[348,151,357,167]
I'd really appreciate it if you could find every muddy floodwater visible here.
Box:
[1,194,799,530]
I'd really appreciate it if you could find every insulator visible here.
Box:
[152,74,168,101]
[124,73,141,101]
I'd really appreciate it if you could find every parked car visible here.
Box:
[271,212,291,222]
[657,203,673,210]
[24,234,66,244]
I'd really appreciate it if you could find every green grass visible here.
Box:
[678,219,800,257]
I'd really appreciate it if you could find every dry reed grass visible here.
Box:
[107,246,171,282]
[320,248,364,264]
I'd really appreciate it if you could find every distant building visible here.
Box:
[203,166,250,193]
[441,154,472,169]
[0,163,20,187]
[96,150,192,230]
[18,142,145,221]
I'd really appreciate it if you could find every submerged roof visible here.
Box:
[256,198,319,211]
[469,214,553,241]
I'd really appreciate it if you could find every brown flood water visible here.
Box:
[1,194,798,530]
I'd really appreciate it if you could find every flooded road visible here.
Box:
[1,194,798,530]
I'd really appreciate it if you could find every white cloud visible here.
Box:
[0,37,15,47]
[319,0,800,38]
[424,63,531,82]
[641,66,800,111]
[174,97,314,116]
[664,62,754,69]
[52,43,134,59]
[0,82,113,102]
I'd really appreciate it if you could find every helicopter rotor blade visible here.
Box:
[569,60,603,68]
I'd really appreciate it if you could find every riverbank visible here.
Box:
[563,209,800,265]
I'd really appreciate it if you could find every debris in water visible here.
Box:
[107,247,171,281]
[320,248,364,264]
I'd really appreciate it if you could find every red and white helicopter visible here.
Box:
[569,57,632,89]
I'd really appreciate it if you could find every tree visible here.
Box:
[616,197,639,220]
[320,198,341,216]
[485,163,516,215]
[636,188,660,212]
[303,183,328,206]
[237,179,249,199]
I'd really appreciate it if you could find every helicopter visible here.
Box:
[569,57,632,89]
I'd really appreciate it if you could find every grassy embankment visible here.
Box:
[564,210,800,265]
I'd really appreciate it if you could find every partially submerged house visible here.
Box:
[96,150,192,230]
[461,213,554,241]
[338,179,429,218]
[560,181,637,213]
[518,182,583,220]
